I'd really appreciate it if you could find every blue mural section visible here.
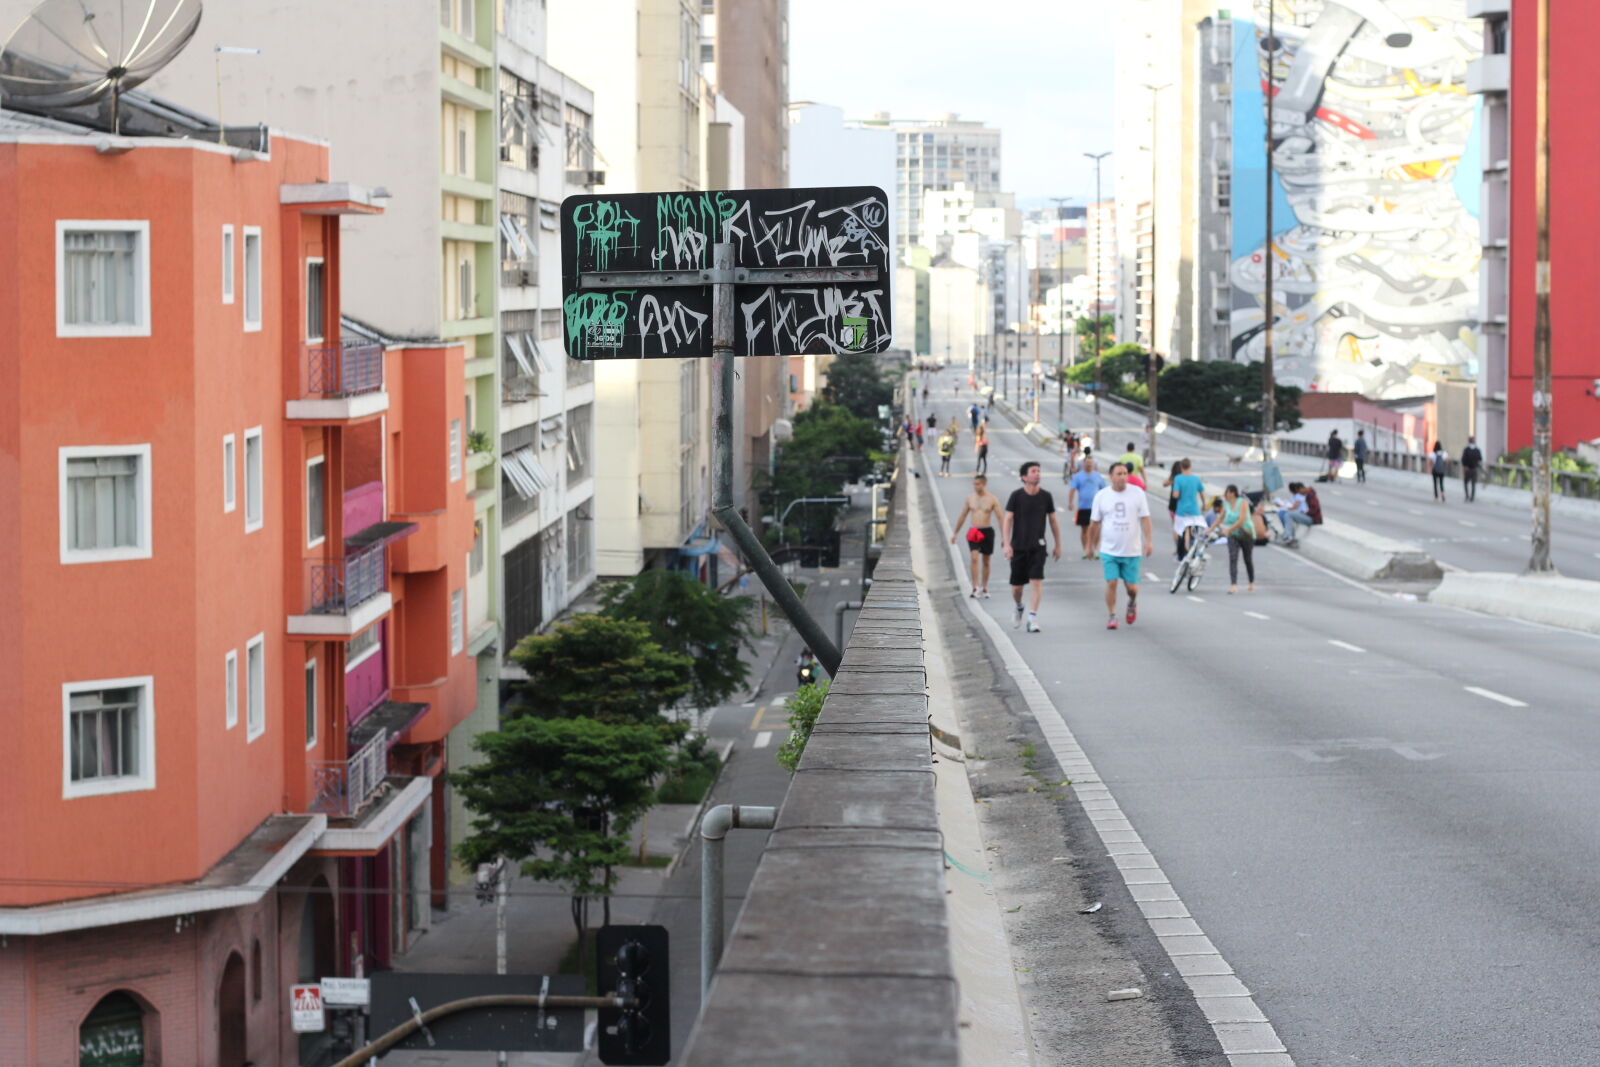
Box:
[1229,1,1483,398]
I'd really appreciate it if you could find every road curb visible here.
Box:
[1431,571,1600,635]
[1297,519,1443,582]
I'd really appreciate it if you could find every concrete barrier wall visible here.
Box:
[1298,519,1443,582]
[1431,572,1600,635]
[682,471,960,1065]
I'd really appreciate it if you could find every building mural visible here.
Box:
[1230,0,1482,398]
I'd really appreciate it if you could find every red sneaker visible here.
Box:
[1125,600,1138,626]
[1106,616,1119,630]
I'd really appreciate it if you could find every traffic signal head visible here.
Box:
[597,924,670,1066]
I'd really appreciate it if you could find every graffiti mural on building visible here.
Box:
[561,186,892,359]
[1230,0,1482,398]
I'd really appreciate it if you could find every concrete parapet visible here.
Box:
[1431,571,1600,635]
[1297,519,1444,582]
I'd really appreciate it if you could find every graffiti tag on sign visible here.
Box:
[560,186,892,360]
[291,983,326,1033]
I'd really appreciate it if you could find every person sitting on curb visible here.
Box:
[1275,482,1313,545]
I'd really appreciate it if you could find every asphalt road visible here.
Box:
[921,380,1600,581]
[916,368,1600,1066]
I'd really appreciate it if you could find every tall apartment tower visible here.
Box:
[863,112,1002,264]
[1193,14,1235,362]
[0,108,475,1063]
[1467,1,1511,456]
[549,0,720,577]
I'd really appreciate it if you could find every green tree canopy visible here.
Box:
[819,350,895,420]
[764,401,882,542]
[1074,314,1116,360]
[600,570,754,710]
[1156,359,1302,432]
[509,613,692,724]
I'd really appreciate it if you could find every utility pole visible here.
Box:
[1261,1,1277,460]
[1143,83,1170,468]
[1085,151,1112,448]
[1529,0,1556,572]
[1049,196,1072,425]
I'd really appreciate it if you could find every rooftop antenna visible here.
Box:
[0,0,203,133]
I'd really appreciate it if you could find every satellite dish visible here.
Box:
[0,0,202,131]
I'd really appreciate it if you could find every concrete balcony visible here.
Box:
[1467,54,1510,95]
[286,342,389,421]
[288,541,392,637]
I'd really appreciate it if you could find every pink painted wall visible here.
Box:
[345,621,387,725]
[344,480,384,537]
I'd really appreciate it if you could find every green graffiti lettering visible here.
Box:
[564,290,635,360]
[571,201,640,272]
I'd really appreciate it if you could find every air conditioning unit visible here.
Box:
[499,144,512,161]
[566,169,605,187]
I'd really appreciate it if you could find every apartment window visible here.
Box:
[245,634,265,741]
[459,0,474,38]
[346,623,381,671]
[59,445,151,564]
[222,434,236,513]
[449,419,463,481]
[566,505,592,581]
[225,649,238,728]
[567,404,592,483]
[564,105,595,171]
[57,221,150,337]
[222,225,235,304]
[244,427,263,532]
[243,227,262,331]
[450,590,464,654]
[500,70,538,172]
[304,658,318,749]
[701,42,714,64]
[440,0,450,27]
[500,191,536,286]
[306,455,326,546]
[458,258,474,319]
[63,678,155,798]
[305,258,326,342]
[457,122,470,177]
[679,361,699,446]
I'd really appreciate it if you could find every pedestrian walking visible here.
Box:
[1118,442,1144,477]
[1002,461,1062,633]
[937,429,956,476]
[914,420,925,450]
[951,474,1003,598]
[1088,461,1153,630]
[1217,484,1257,594]
[969,403,981,431]
[1067,456,1107,559]
[1326,430,1345,481]
[1461,435,1483,502]
[1353,429,1368,483]
[928,413,938,430]
[974,420,989,475]
[1429,441,1449,502]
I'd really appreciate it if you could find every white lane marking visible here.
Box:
[741,701,756,708]
[1458,520,1477,528]
[1244,611,1270,620]
[1146,571,1161,580]
[820,579,831,587]
[1328,639,1365,653]
[753,730,773,748]
[1464,685,1528,708]
[919,458,1294,1064]
[1187,595,1205,603]
[1366,500,1382,506]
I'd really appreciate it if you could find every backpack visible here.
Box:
[1304,487,1323,525]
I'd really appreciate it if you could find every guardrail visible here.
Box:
[305,342,384,399]
[682,458,959,1065]
[306,542,387,615]
[307,728,389,817]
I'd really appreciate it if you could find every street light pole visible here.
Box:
[1049,196,1072,426]
[1143,83,1170,468]
[1529,0,1556,572]
[1261,0,1277,460]
[1085,151,1112,448]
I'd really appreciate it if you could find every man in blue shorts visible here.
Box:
[1088,461,1154,630]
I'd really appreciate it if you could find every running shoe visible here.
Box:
[1126,600,1138,626]
[1026,617,1041,633]
[979,587,989,598]
[970,588,979,598]
[1106,616,1119,630]
[1013,606,1024,629]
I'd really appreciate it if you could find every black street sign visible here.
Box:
[560,186,892,360]
[369,972,585,1053]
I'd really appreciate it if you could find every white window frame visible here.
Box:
[61,675,155,799]
[243,426,263,533]
[458,257,473,318]
[58,444,152,565]
[55,220,151,338]
[450,589,464,654]
[222,225,235,304]
[225,649,239,729]
[245,633,265,742]
[306,455,326,548]
[345,624,382,673]
[449,419,463,482]
[305,257,325,343]
[242,226,263,332]
[222,434,236,513]
[304,657,318,750]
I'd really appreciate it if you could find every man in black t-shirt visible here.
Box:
[1002,461,1062,633]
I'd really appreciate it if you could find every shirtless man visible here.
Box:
[949,473,1003,597]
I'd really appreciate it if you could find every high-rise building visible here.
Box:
[859,112,1002,265]
[1193,13,1234,362]
[0,105,475,1062]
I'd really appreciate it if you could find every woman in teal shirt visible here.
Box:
[1216,484,1256,594]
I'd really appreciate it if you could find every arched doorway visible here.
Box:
[78,990,153,1066]
[217,951,247,1067]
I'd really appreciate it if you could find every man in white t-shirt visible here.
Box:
[1088,461,1154,630]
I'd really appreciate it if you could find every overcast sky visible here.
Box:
[788,0,1117,206]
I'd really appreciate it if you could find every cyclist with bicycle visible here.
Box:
[1171,458,1208,558]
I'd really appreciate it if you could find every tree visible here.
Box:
[1074,313,1117,361]
[452,716,671,970]
[599,570,754,711]
[1155,360,1302,432]
[764,401,883,543]
[508,614,692,725]
[819,350,894,420]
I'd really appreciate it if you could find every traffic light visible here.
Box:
[597,924,670,1066]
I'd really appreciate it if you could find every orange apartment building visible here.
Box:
[0,106,476,1065]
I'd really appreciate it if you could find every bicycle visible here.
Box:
[1170,526,1221,594]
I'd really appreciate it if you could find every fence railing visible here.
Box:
[305,342,384,399]
[307,728,389,817]
[306,542,387,615]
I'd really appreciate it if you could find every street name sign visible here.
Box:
[319,976,370,1007]
[560,186,892,360]
[290,984,325,1033]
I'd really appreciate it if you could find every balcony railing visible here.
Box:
[305,342,384,399]
[308,728,388,817]
[306,542,387,615]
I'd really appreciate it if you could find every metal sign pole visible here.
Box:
[707,242,844,676]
